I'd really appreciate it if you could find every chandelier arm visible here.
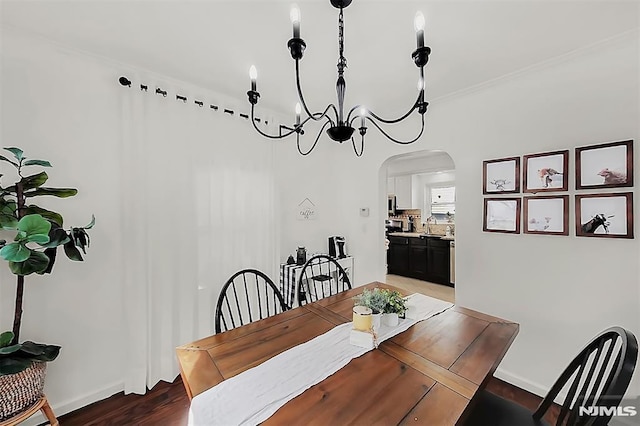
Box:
[249,104,335,139]
[295,60,339,124]
[365,113,425,145]
[350,135,364,157]
[250,105,297,139]
[348,91,423,125]
[298,119,332,156]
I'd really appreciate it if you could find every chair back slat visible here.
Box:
[531,327,637,426]
[567,339,608,425]
[215,269,288,333]
[294,255,352,306]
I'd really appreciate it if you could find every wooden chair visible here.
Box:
[0,395,58,426]
[294,254,351,306]
[463,326,638,426]
[214,269,288,334]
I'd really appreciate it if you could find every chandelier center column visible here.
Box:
[336,7,347,125]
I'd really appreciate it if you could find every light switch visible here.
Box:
[360,208,369,217]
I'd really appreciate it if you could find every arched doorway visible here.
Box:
[381,150,456,303]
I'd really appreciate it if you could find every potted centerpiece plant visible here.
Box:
[353,288,388,331]
[0,147,93,421]
[380,289,408,327]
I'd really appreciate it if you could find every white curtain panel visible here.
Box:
[119,80,279,394]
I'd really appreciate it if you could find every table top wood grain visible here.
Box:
[176,282,519,425]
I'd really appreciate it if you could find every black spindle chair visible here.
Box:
[463,326,638,426]
[294,254,351,307]
[214,269,288,334]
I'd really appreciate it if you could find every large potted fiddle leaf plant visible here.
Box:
[0,147,94,421]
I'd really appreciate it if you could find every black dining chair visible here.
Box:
[214,269,288,334]
[463,326,638,426]
[294,254,352,306]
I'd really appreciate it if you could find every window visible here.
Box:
[430,186,455,215]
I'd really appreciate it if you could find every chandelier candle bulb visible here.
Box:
[295,102,301,125]
[359,107,366,128]
[291,6,301,38]
[249,65,257,92]
[414,11,425,48]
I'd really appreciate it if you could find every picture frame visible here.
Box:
[523,150,569,193]
[575,192,633,239]
[575,140,633,190]
[482,157,520,194]
[523,195,569,236]
[483,198,521,234]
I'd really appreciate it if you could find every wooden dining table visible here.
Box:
[176,282,519,425]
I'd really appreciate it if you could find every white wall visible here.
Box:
[277,30,640,399]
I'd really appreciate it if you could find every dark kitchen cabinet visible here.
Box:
[387,236,410,276]
[387,235,450,285]
[426,238,450,285]
[388,235,426,280]
[408,237,427,280]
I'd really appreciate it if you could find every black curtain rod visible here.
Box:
[117,76,268,125]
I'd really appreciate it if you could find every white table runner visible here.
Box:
[188,293,453,426]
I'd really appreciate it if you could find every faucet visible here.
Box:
[425,215,437,234]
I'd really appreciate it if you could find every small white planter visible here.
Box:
[383,313,399,327]
[371,313,382,332]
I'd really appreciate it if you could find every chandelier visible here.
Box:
[246,0,430,157]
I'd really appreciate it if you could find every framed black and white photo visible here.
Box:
[483,198,521,234]
[524,195,569,236]
[575,192,633,239]
[523,150,569,193]
[483,157,520,194]
[575,140,633,190]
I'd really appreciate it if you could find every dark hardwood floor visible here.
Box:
[52,375,555,425]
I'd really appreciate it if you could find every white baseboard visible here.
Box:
[493,367,549,398]
[20,381,124,426]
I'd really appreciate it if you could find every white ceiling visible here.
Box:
[2,0,638,118]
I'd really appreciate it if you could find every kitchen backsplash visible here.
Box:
[390,209,455,235]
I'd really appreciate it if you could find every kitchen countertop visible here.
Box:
[388,232,455,241]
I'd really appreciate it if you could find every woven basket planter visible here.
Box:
[0,362,46,422]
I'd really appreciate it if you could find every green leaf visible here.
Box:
[84,214,96,229]
[0,199,18,229]
[9,250,50,275]
[19,171,48,191]
[24,187,78,198]
[26,233,50,245]
[42,247,58,274]
[17,214,51,237]
[4,147,23,161]
[23,205,63,227]
[63,240,83,261]
[0,357,33,376]
[0,242,31,262]
[0,155,18,168]
[0,331,14,348]
[71,228,89,253]
[23,159,52,168]
[19,341,61,361]
[41,226,70,248]
[0,344,21,355]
